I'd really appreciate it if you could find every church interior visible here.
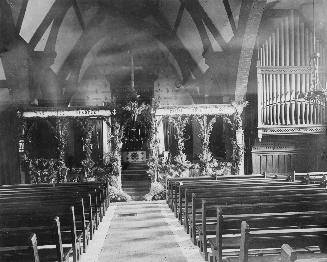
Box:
[1,0,327,261]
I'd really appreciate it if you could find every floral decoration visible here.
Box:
[27,158,67,184]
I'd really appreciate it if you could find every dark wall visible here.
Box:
[0,107,20,185]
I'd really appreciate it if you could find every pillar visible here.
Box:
[157,117,165,155]
[102,119,111,164]
[112,120,122,190]
[236,127,245,176]
[18,117,27,183]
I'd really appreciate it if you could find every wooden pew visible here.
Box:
[238,221,327,262]
[281,244,327,262]
[0,181,110,261]
[0,183,108,256]
[167,175,265,210]
[191,189,327,258]
[0,232,39,262]
[174,177,290,219]
[0,195,89,256]
[0,183,106,236]
[0,216,73,262]
[183,182,321,227]
[0,181,110,215]
[167,176,214,209]
[166,175,327,262]
[208,202,327,262]
[184,183,322,236]
[290,171,327,185]
[1,205,80,262]
[198,188,327,258]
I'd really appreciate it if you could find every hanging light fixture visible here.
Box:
[18,139,24,153]
[304,0,327,105]
[129,50,140,100]
[310,0,324,94]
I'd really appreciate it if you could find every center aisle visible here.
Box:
[97,201,203,262]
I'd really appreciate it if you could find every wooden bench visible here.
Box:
[0,181,110,261]
[238,221,327,262]
[0,216,72,262]
[166,174,327,262]
[174,177,291,220]
[197,189,327,256]
[0,232,39,262]
[184,182,322,236]
[0,191,95,250]
[0,182,110,233]
[207,202,327,262]
[1,202,83,261]
[188,187,327,254]
[281,244,327,262]
[166,175,265,210]
[290,171,327,185]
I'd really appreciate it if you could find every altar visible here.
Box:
[122,151,147,163]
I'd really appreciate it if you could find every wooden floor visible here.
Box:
[93,201,203,262]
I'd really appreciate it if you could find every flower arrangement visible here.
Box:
[171,152,192,177]
[108,185,132,202]
[89,152,121,182]
[223,114,244,175]
[144,181,165,201]
[81,158,95,178]
[27,158,68,183]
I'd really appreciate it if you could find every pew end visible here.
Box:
[281,244,297,262]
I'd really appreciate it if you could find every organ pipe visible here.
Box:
[257,11,327,127]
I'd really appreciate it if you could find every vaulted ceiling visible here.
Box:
[0,0,326,106]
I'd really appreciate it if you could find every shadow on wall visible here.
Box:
[0,107,20,185]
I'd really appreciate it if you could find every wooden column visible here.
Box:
[157,117,165,155]
[111,120,123,189]
[236,126,245,176]
[102,119,111,165]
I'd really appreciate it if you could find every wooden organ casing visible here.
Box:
[257,11,327,140]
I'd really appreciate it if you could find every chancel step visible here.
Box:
[122,163,151,201]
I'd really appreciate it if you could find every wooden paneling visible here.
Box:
[252,136,326,175]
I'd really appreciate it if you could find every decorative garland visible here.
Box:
[223,116,240,175]
[223,101,248,175]
[76,118,95,179]
[194,115,218,176]
[146,98,161,182]
[167,115,192,177]
[17,100,248,185]
[56,118,69,161]
[147,100,248,179]
[27,158,67,183]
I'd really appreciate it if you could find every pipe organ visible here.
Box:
[257,11,327,140]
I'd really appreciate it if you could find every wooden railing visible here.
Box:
[257,11,327,140]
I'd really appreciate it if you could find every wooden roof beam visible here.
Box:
[234,0,267,101]
[71,0,85,30]
[172,2,185,34]
[223,0,237,35]
[16,0,28,34]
